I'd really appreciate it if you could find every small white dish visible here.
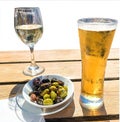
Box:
[16,94,73,115]
[22,74,74,109]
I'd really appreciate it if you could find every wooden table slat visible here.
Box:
[0,60,119,83]
[0,48,119,63]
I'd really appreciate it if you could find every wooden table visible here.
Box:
[0,49,119,122]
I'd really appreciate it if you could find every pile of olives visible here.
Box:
[29,77,68,105]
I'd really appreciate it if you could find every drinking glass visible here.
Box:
[78,18,117,109]
[14,7,45,76]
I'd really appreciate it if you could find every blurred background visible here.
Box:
[0,0,119,51]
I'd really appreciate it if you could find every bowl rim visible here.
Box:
[22,74,74,108]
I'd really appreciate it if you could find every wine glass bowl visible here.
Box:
[14,7,45,76]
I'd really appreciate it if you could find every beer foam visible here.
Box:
[79,24,116,31]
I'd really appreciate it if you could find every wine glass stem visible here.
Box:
[29,46,36,67]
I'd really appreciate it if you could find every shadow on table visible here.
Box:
[81,103,110,122]
[9,83,24,99]
[8,84,24,110]
[45,99,75,121]
[8,84,45,122]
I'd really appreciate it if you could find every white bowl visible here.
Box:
[22,74,74,109]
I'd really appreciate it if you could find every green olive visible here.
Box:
[49,85,57,91]
[58,87,65,94]
[43,98,53,105]
[63,86,68,91]
[52,82,59,87]
[50,91,57,101]
[60,90,67,98]
[40,88,49,96]
[43,94,50,99]
[58,85,63,89]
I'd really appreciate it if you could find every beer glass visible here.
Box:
[78,18,117,109]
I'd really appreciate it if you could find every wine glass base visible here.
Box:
[23,65,45,76]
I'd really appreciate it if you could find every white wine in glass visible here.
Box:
[14,7,45,76]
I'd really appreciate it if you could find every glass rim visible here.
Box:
[15,7,39,9]
[77,18,118,31]
[15,7,40,11]
[77,18,118,25]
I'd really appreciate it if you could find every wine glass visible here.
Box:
[14,7,45,76]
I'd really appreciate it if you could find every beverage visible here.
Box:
[15,24,43,46]
[78,18,117,109]
[14,7,45,76]
[79,29,115,97]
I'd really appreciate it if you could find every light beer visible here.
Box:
[79,29,115,97]
[78,18,117,109]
